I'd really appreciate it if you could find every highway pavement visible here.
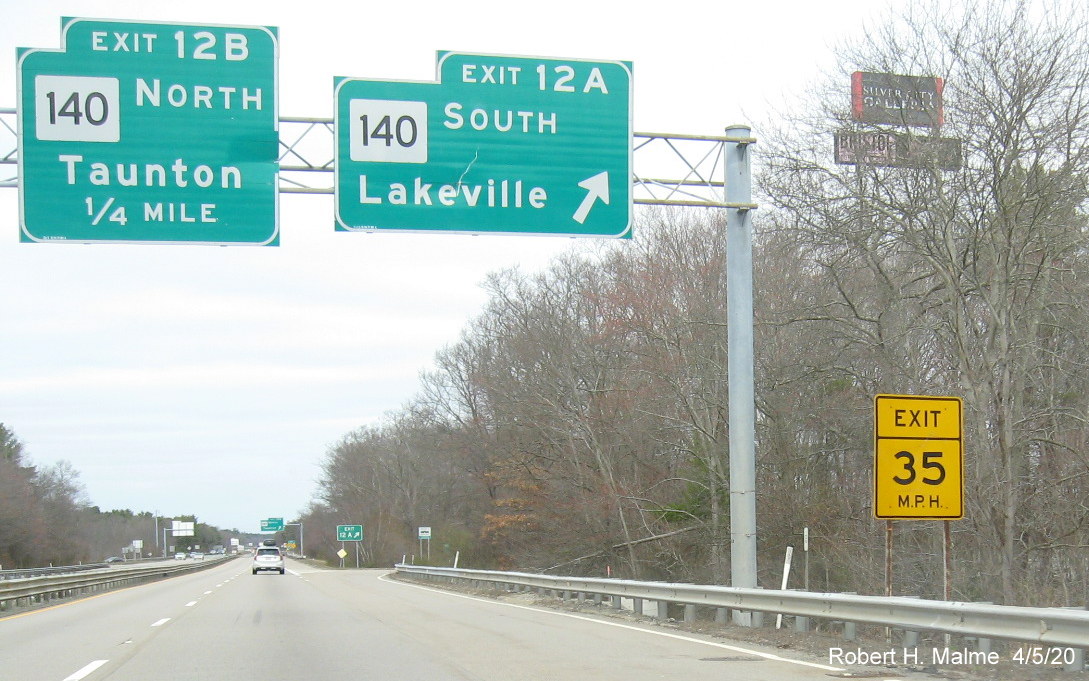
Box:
[0,557,926,681]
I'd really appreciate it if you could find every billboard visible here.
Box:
[852,71,944,128]
[834,130,962,170]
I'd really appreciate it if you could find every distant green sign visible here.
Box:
[337,524,363,541]
[18,18,279,245]
[261,517,284,532]
[334,51,632,237]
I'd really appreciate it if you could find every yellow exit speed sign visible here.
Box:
[874,394,963,519]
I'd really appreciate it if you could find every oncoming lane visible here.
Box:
[0,557,247,681]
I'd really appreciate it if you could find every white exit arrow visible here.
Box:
[573,171,610,224]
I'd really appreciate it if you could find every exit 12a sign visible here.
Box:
[334,51,632,237]
[337,524,363,541]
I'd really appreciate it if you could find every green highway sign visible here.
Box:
[260,517,284,532]
[18,18,279,245]
[334,51,632,237]
[337,524,363,541]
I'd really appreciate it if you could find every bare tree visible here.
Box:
[761,0,1089,603]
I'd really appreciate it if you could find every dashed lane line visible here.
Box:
[62,660,108,681]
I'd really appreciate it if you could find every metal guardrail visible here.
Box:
[0,556,232,611]
[0,563,107,581]
[394,564,1089,650]
[0,555,170,581]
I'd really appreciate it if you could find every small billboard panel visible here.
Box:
[852,71,944,128]
[834,131,962,171]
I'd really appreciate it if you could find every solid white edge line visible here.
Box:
[377,572,845,672]
[151,618,171,627]
[63,659,108,681]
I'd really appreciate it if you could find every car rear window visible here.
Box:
[257,548,280,556]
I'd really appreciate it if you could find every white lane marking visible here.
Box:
[203,590,213,595]
[184,601,197,607]
[63,660,108,681]
[378,573,844,673]
[151,618,171,627]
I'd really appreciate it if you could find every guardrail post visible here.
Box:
[655,601,668,621]
[1063,607,1087,671]
[902,630,919,648]
[714,607,727,624]
[1066,648,1085,673]
[844,621,857,641]
[972,602,992,654]
[593,593,602,605]
[795,615,810,633]
[633,597,644,615]
[612,595,622,611]
[684,604,696,623]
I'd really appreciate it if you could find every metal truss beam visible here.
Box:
[0,109,747,209]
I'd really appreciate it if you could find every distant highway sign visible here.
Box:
[337,524,363,541]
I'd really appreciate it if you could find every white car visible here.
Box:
[252,546,285,574]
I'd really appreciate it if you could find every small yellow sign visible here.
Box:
[874,394,963,519]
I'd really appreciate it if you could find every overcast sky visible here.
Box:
[0,0,897,533]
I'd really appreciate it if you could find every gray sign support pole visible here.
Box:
[724,125,758,624]
[285,522,304,558]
